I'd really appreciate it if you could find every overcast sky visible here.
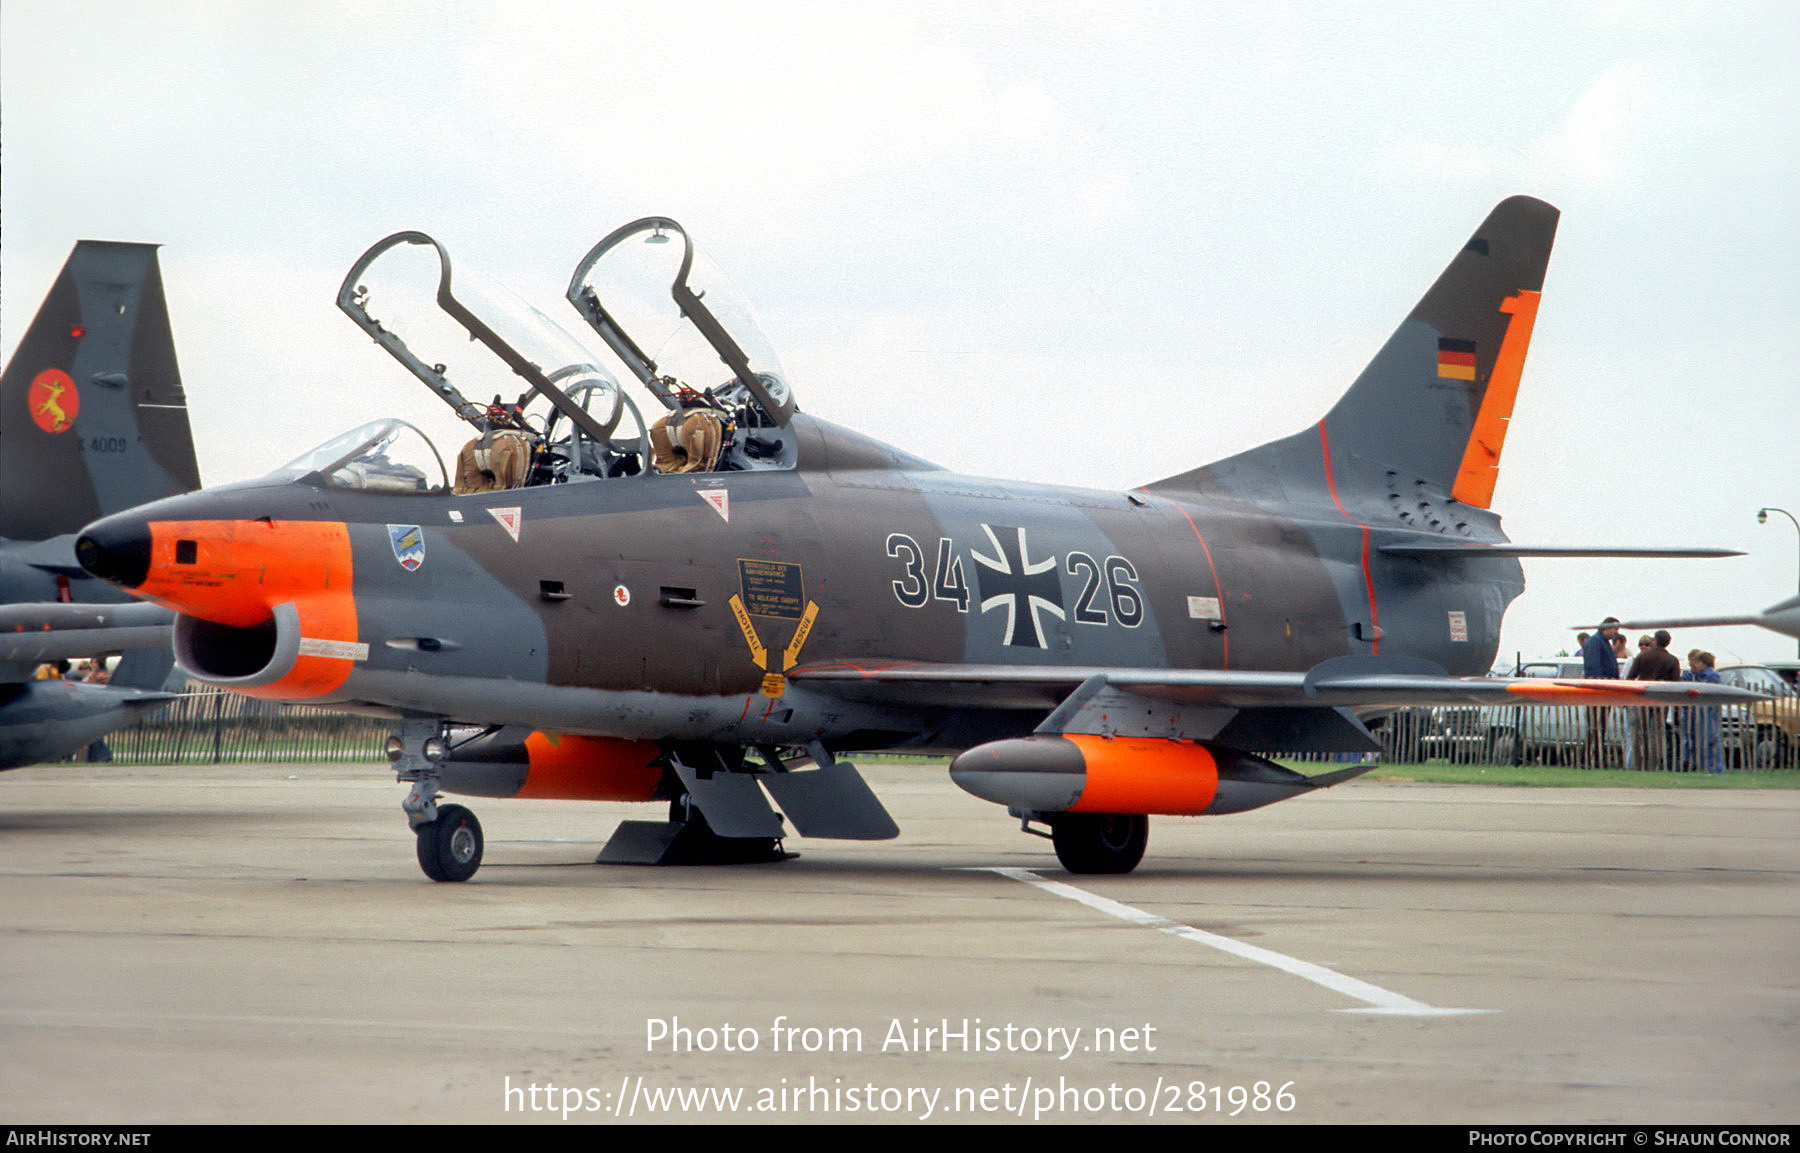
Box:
[3,1,1796,665]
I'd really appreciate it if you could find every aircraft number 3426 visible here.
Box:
[884,527,1143,631]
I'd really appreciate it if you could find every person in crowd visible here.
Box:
[1623,636,1654,770]
[1582,617,1623,766]
[1681,650,1724,773]
[1626,630,1682,770]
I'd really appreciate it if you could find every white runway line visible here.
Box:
[977,867,1489,1017]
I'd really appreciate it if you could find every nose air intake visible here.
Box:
[75,520,152,589]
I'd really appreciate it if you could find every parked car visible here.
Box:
[1715,665,1800,768]
[1476,660,1631,766]
[1755,660,1800,691]
[1397,660,1792,770]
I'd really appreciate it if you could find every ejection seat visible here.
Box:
[648,408,725,474]
[453,428,535,493]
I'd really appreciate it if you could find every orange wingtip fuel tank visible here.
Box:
[949,735,1221,816]
[135,518,358,700]
[439,729,666,802]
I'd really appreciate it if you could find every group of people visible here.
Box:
[32,658,113,684]
[1579,618,1724,772]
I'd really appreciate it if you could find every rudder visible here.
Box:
[1319,195,1558,508]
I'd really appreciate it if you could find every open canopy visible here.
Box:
[567,218,796,427]
[338,231,627,447]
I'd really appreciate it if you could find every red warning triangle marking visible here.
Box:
[698,489,730,522]
[487,506,523,542]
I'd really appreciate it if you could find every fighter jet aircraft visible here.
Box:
[74,197,1755,880]
[0,241,202,767]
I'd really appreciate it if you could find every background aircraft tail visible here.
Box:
[0,242,202,541]
[1153,196,1560,513]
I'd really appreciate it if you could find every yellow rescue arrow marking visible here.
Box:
[782,601,820,672]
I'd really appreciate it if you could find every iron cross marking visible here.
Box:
[971,524,1065,649]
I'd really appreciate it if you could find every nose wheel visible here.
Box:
[416,804,484,882]
[391,718,486,882]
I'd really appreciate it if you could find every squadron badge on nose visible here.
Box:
[388,524,426,571]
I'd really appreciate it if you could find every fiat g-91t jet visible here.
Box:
[75,199,1752,880]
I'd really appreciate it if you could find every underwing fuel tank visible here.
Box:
[948,735,1367,816]
[434,727,668,802]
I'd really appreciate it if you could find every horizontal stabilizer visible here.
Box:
[1600,595,1800,640]
[1380,542,1741,558]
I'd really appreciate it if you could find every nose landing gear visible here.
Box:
[392,718,484,882]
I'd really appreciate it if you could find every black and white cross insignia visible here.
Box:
[971,524,1065,648]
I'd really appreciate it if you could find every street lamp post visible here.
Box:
[1757,506,1800,659]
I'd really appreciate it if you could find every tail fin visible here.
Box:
[1323,195,1558,507]
[0,242,202,541]
[1153,196,1559,509]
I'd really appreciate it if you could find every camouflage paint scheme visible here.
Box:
[75,199,1755,878]
[0,243,201,767]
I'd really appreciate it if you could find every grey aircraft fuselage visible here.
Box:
[76,410,1521,743]
[74,198,1751,879]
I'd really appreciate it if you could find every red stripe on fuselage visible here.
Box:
[1316,421,1380,654]
[1141,488,1229,669]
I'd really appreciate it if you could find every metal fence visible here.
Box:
[1366,700,1800,771]
[86,688,392,764]
[77,689,1800,772]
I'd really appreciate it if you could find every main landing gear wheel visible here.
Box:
[1050,812,1148,875]
[417,804,484,882]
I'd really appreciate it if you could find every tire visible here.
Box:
[417,804,484,882]
[1050,812,1148,875]
[1483,729,1519,766]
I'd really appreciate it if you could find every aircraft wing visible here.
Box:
[791,656,1763,749]
[791,657,1763,708]
[0,601,175,664]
